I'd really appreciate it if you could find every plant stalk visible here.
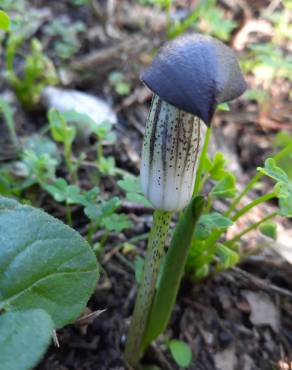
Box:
[225,211,277,246]
[141,196,204,351]
[226,143,292,216]
[124,210,172,367]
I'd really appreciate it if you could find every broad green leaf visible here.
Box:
[194,212,233,240]
[0,197,99,328]
[0,309,53,370]
[101,213,133,232]
[259,222,277,240]
[0,10,10,31]
[210,173,237,198]
[169,340,192,368]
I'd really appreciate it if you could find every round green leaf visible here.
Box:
[0,197,99,328]
[169,340,192,368]
[0,309,53,370]
[259,222,277,240]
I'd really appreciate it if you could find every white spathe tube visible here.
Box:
[141,94,206,211]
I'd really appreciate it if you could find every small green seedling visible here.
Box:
[5,36,58,107]
[44,19,85,60]
[109,71,131,96]
[168,340,192,368]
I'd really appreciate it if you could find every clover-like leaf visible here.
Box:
[257,158,289,184]
[194,212,233,240]
[101,213,133,232]
[210,173,237,198]
[279,192,292,217]
[118,176,141,194]
[0,309,53,370]
[209,152,229,180]
[85,197,121,224]
[0,197,99,328]
[215,243,240,271]
[258,158,292,217]
[118,176,152,207]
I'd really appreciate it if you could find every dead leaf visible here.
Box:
[241,291,279,332]
[214,346,236,370]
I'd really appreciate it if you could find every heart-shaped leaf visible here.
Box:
[0,197,99,328]
[0,309,53,370]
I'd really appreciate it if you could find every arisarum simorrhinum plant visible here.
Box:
[125,33,246,367]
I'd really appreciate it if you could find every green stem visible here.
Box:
[193,126,212,197]
[124,210,172,367]
[226,143,292,217]
[141,196,204,351]
[204,192,276,251]
[165,0,172,37]
[87,222,95,244]
[65,202,72,226]
[65,142,77,183]
[97,142,103,163]
[225,211,277,246]
[231,192,276,222]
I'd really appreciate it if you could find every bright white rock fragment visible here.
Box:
[41,86,117,125]
[141,94,206,211]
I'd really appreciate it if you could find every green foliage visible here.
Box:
[49,108,76,145]
[0,196,99,369]
[0,10,10,30]
[210,173,237,198]
[5,36,58,107]
[0,197,99,328]
[102,213,133,232]
[162,0,236,41]
[259,222,277,240]
[168,340,192,368]
[257,158,292,217]
[198,7,237,41]
[273,132,292,181]
[0,309,53,370]
[85,196,132,232]
[215,243,240,272]
[71,0,90,5]
[0,96,19,148]
[194,212,233,240]
[118,176,152,207]
[44,19,85,60]
[109,71,131,96]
